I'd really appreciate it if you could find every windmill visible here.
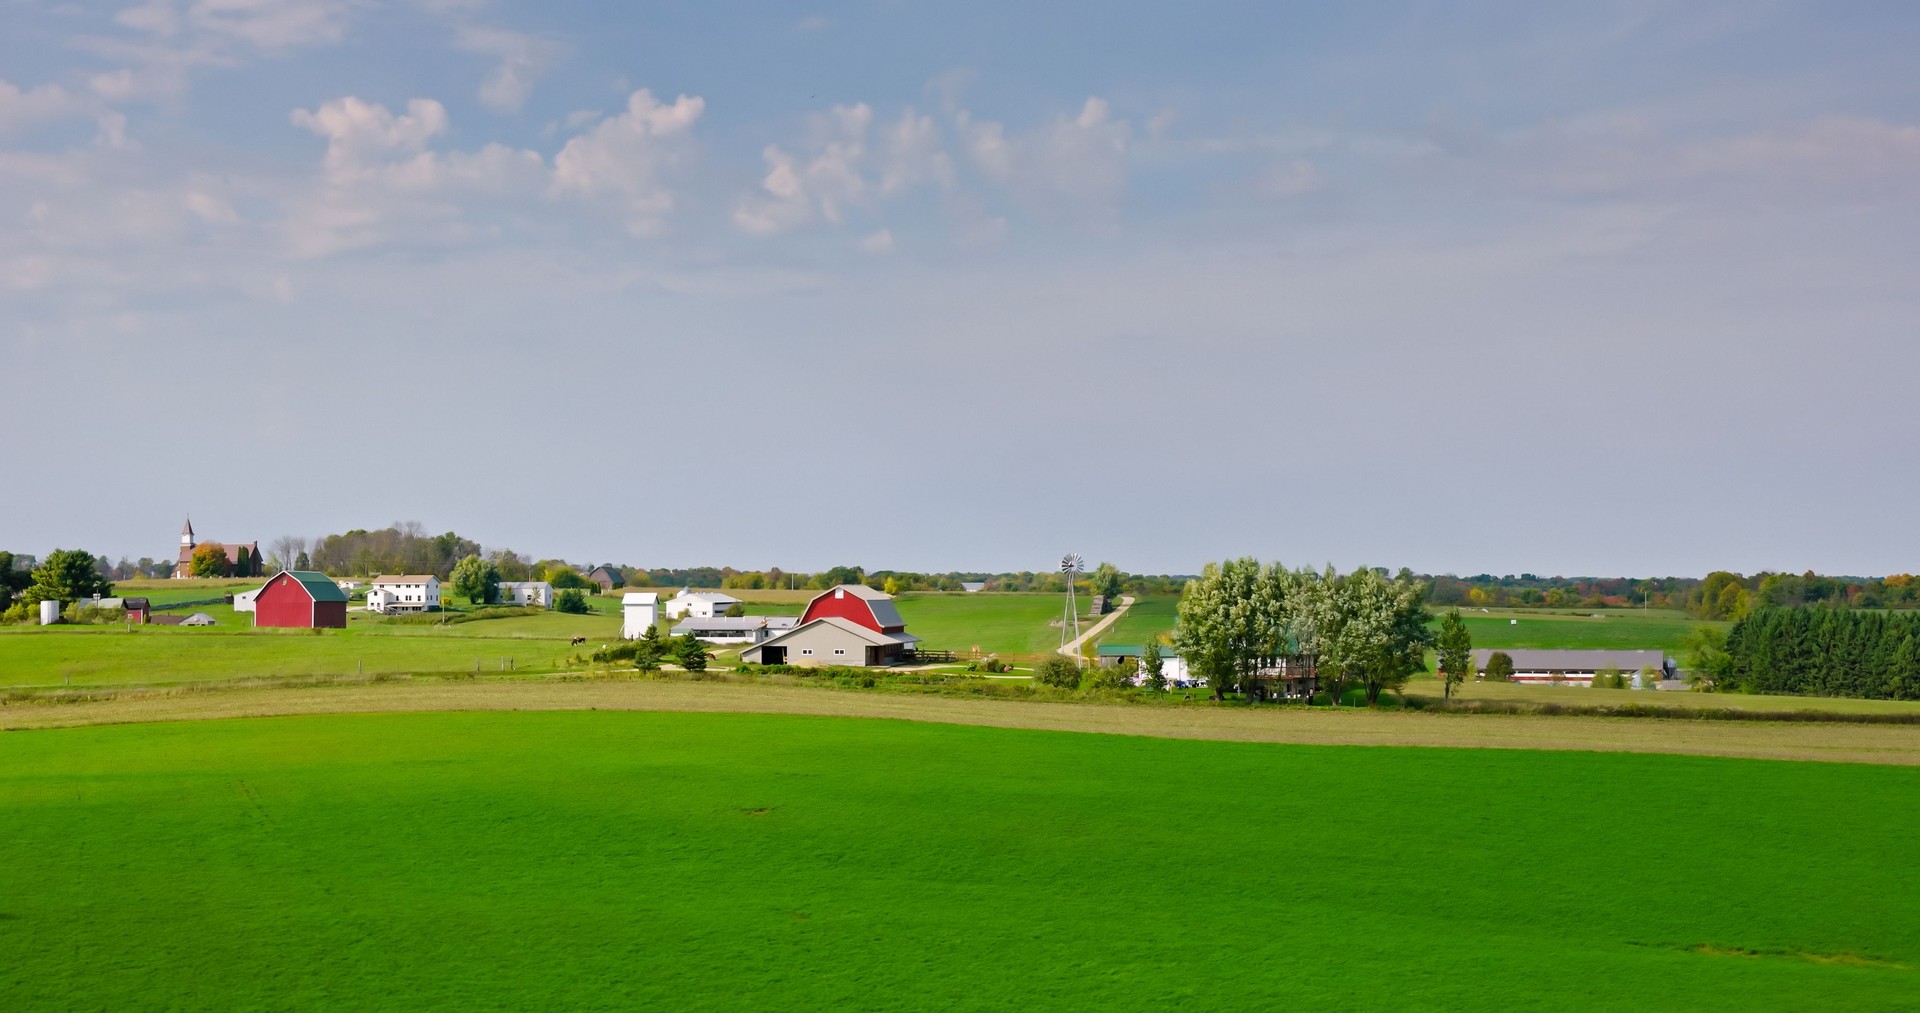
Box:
[1059,553,1084,657]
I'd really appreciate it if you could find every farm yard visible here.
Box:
[1,709,1914,1009]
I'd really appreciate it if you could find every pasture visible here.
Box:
[1,710,1913,1009]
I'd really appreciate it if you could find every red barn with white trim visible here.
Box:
[254,570,350,629]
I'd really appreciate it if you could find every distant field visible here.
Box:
[1453,607,1715,654]
[1094,594,1178,644]
[1,710,1913,1009]
[891,593,1065,657]
[110,578,261,607]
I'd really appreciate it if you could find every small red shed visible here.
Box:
[254,570,349,629]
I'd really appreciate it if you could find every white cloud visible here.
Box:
[734,104,951,235]
[454,24,564,114]
[551,89,705,236]
[956,97,1133,223]
[0,79,129,146]
[857,228,893,253]
[76,0,357,102]
[284,95,546,255]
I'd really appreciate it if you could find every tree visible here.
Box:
[1636,665,1661,690]
[0,551,31,599]
[294,550,311,570]
[189,542,231,578]
[555,589,590,614]
[1313,566,1433,706]
[1484,651,1515,683]
[1091,561,1123,601]
[1435,609,1473,700]
[882,576,902,596]
[1593,666,1626,689]
[546,566,592,590]
[1033,655,1081,688]
[1681,626,1730,692]
[24,549,112,606]
[450,554,501,605]
[674,633,710,672]
[723,602,746,618]
[633,625,665,673]
[1142,639,1166,692]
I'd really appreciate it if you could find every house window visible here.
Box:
[834,649,846,656]
[801,648,814,656]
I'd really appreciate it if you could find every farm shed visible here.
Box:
[621,592,660,639]
[671,616,799,644]
[739,585,918,666]
[1471,649,1673,686]
[1095,643,1191,685]
[497,581,554,608]
[664,589,743,619]
[232,588,261,613]
[585,566,623,592]
[255,570,350,629]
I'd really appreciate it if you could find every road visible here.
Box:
[1058,595,1135,658]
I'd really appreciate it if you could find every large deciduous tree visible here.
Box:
[450,554,501,605]
[189,542,231,579]
[25,549,113,605]
[1436,609,1473,700]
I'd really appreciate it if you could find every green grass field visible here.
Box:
[1,710,1912,1009]
[1094,593,1178,645]
[891,593,1067,657]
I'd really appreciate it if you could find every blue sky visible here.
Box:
[3,1,1918,576]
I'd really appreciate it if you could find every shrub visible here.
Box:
[555,589,590,614]
[1033,655,1081,688]
[1081,663,1131,691]
[1592,666,1627,689]
[1484,651,1514,682]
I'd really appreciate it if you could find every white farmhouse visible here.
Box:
[497,581,554,608]
[622,591,660,639]
[664,588,743,620]
[367,574,441,613]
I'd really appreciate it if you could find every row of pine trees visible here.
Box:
[1723,606,1920,699]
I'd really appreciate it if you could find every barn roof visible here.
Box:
[622,591,660,604]
[670,588,741,603]
[808,584,907,629]
[755,616,920,650]
[371,574,438,584]
[273,570,349,603]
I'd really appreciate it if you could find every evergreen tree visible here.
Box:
[633,624,665,673]
[674,633,709,672]
[24,549,113,605]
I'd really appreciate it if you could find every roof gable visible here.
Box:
[265,570,349,603]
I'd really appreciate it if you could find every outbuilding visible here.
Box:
[664,588,742,619]
[739,585,919,667]
[232,588,261,613]
[254,570,350,629]
[622,591,660,639]
[1472,649,1673,687]
[497,581,554,608]
[671,615,799,644]
[586,565,623,592]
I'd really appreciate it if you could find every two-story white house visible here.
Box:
[367,574,441,613]
[664,588,743,619]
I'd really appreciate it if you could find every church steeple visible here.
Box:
[180,518,195,548]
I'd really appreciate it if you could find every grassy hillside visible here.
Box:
[0,711,1912,1009]
[891,593,1065,657]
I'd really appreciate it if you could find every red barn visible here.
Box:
[740,585,919,667]
[798,584,909,633]
[254,570,349,629]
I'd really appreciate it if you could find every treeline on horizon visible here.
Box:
[7,524,1917,612]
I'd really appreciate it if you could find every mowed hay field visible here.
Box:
[1,711,1914,1009]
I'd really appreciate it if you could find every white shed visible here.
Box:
[622,591,661,639]
[38,600,60,625]
[497,581,554,608]
[664,588,742,619]
[232,588,262,613]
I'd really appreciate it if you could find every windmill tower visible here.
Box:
[1059,553,1084,656]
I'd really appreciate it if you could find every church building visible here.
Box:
[173,518,264,579]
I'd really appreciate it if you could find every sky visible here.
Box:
[3,1,1918,578]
